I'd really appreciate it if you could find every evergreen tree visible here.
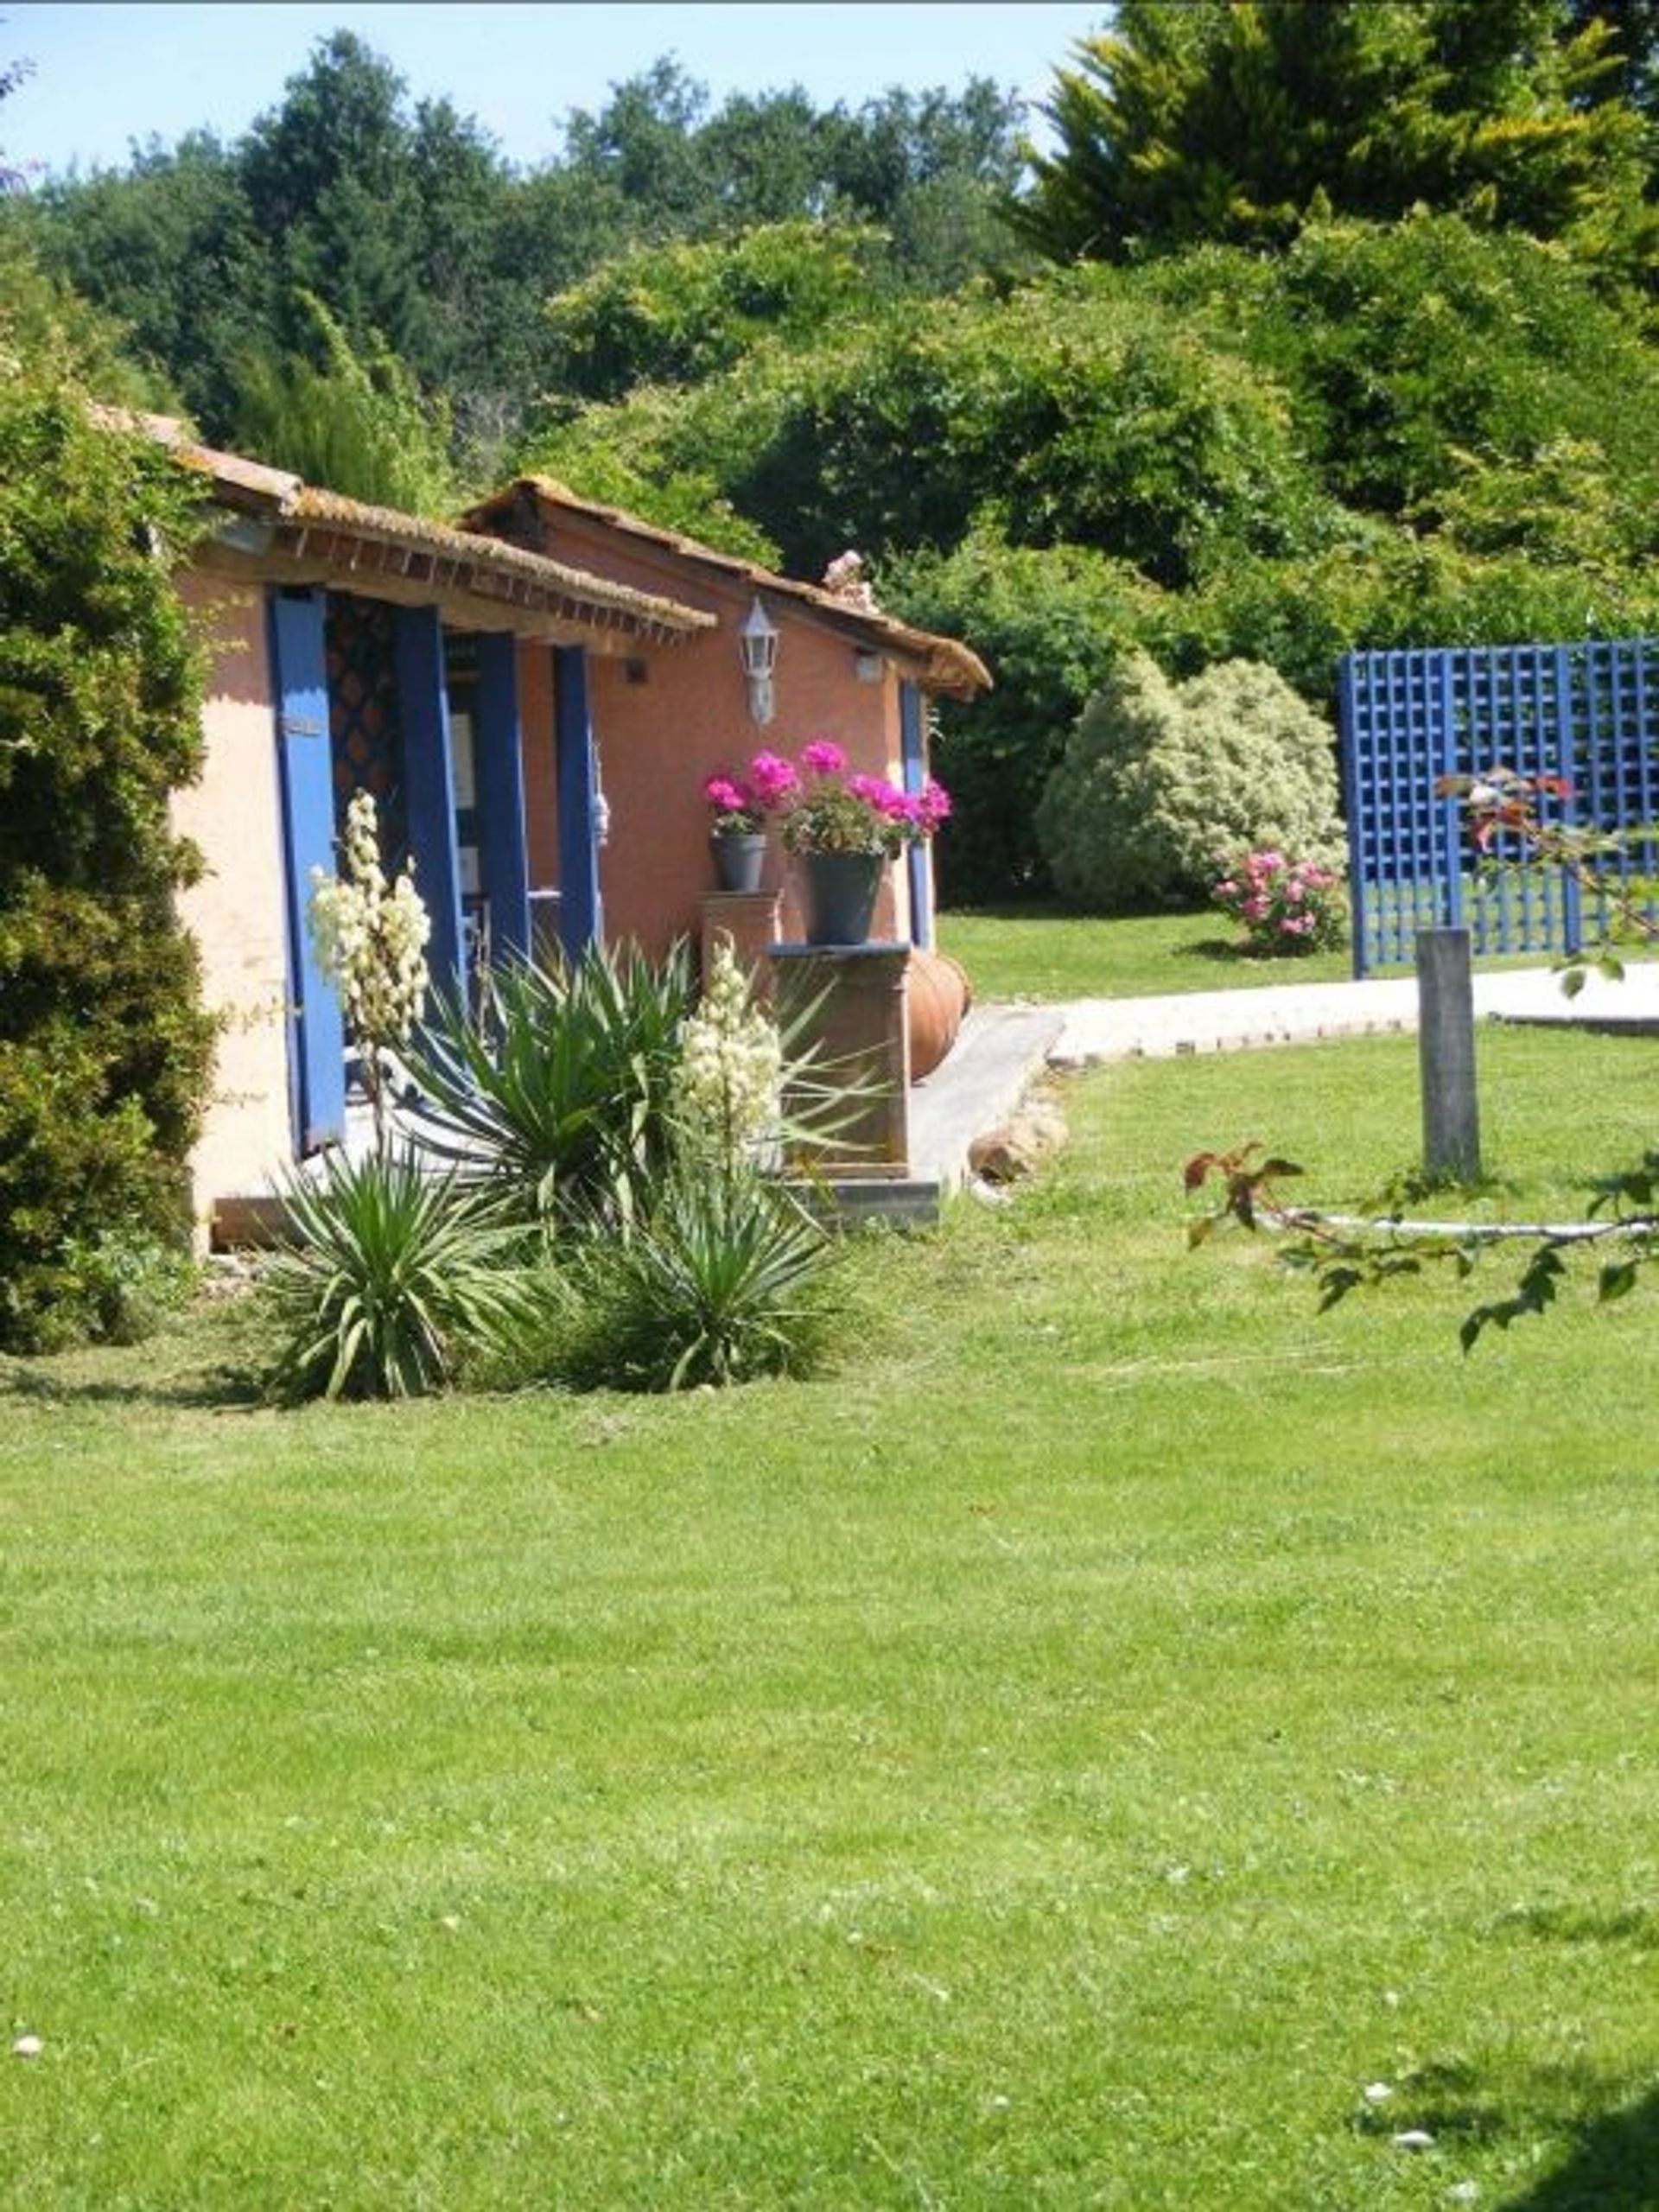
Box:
[0,245,214,1346]
[1015,0,1655,288]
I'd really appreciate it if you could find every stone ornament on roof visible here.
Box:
[820,550,879,613]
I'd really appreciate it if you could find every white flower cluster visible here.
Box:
[673,937,783,1163]
[308,790,430,1051]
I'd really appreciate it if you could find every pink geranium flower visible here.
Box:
[747,751,799,807]
[770,743,953,857]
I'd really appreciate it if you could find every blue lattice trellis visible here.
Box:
[1340,639,1659,975]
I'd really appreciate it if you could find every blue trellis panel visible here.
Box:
[1340,639,1659,976]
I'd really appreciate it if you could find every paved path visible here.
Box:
[909,959,1659,1192]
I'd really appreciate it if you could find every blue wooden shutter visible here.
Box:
[268,587,346,1152]
[474,633,531,963]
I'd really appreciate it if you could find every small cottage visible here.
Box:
[458,480,991,958]
[143,423,710,1234]
[130,422,988,1240]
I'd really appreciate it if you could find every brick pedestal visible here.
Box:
[769,943,912,1177]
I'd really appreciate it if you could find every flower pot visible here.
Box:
[907,948,972,1080]
[797,849,884,946]
[711,830,768,894]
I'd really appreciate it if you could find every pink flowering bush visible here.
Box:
[778,739,951,857]
[1211,849,1348,957]
[702,750,800,835]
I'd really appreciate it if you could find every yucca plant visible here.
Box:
[561,1162,840,1392]
[405,940,695,1230]
[260,1147,532,1402]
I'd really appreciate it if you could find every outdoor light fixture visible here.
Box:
[853,649,885,683]
[739,596,779,726]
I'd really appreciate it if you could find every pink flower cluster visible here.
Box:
[702,750,801,833]
[1211,849,1347,957]
[707,739,950,855]
[785,740,950,856]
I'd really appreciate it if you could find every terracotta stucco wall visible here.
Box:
[589,621,908,955]
[508,514,917,957]
[170,573,293,1232]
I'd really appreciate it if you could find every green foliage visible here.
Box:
[1038,652,1344,912]
[260,1147,531,1402]
[1567,0,1659,119]
[406,940,696,1231]
[0,280,213,1350]
[554,1162,838,1392]
[542,220,890,406]
[15,132,269,429]
[230,291,456,512]
[1147,219,1659,521]
[885,531,1173,902]
[518,400,782,565]
[0,225,180,413]
[50,1225,199,1348]
[276,932,850,1399]
[1017,0,1656,288]
[15,39,1028,464]
[524,270,1336,587]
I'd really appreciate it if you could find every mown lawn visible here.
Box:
[937,902,1546,1005]
[3,1024,1659,2207]
[937,901,1354,1001]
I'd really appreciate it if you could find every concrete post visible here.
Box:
[1417,926,1480,1182]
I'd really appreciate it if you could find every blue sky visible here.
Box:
[3,3,1109,180]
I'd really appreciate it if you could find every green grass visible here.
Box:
[937,900,1556,1005]
[938,902,1355,1001]
[3,1026,1659,2206]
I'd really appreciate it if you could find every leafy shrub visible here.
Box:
[406,939,696,1232]
[556,1164,838,1392]
[473,939,851,1395]
[1037,652,1344,912]
[1145,220,1659,528]
[260,1148,531,1402]
[0,280,214,1351]
[1211,850,1348,957]
[884,530,1173,903]
[53,1228,200,1349]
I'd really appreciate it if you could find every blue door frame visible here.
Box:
[899,679,932,949]
[395,607,466,998]
[554,645,603,958]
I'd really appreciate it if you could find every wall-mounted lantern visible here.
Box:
[739,597,779,726]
